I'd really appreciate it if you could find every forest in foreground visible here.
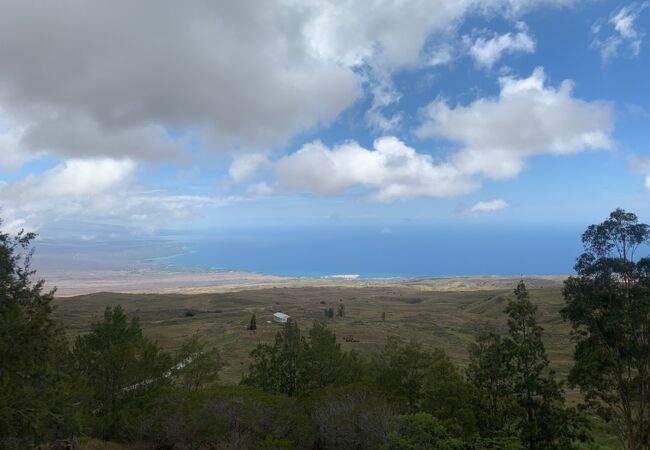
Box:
[2,209,650,450]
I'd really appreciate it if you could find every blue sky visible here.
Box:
[0,0,649,243]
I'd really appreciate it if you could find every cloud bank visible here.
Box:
[0,0,576,168]
[276,68,613,201]
[417,67,613,180]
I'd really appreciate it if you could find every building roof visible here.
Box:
[273,312,289,320]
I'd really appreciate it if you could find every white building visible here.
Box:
[273,312,290,324]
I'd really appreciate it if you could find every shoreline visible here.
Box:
[43,265,569,297]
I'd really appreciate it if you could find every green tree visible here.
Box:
[72,305,172,438]
[0,223,71,448]
[468,282,581,448]
[244,321,363,396]
[249,313,257,330]
[243,319,305,396]
[300,321,362,392]
[173,335,223,392]
[372,339,432,411]
[384,412,462,450]
[467,332,520,438]
[309,384,393,449]
[337,303,346,317]
[506,281,577,449]
[563,209,650,450]
[419,350,476,438]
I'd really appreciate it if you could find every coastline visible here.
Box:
[43,264,568,297]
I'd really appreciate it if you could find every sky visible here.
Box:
[1,0,650,255]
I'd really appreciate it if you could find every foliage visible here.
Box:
[372,339,433,411]
[0,223,72,448]
[384,412,463,450]
[467,332,521,437]
[468,281,582,449]
[419,349,476,437]
[249,313,257,330]
[299,321,363,392]
[244,320,362,397]
[173,335,223,392]
[129,385,311,448]
[507,281,580,449]
[72,305,173,438]
[243,319,304,396]
[563,208,650,450]
[308,384,394,450]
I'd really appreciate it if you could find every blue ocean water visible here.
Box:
[167,225,585,278]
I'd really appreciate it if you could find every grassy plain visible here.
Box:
[52,277,622,448]
[52,277,572,383]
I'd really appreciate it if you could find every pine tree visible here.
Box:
[243,319,305,396]
[248,314,257,330]
[72,305,172,439]
[468,281,582,448]
[0,223,71,448]
[506,281,578,449]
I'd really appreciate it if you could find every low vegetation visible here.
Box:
[1,209,650,449]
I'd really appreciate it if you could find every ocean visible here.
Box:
[166,224,585,278]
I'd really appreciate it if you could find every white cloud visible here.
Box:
[365,74,404,132]
[417,67,613,180]
[229,153,271,183]
[0,158,234,232]
[274,68,613,201]
[0,0,577,167]
[428,44,455,67]
[592,2,650,62]
[467,22,536,68]
[275,137,477,201]
[0,109,37,170]
[247,182,273,197]
[7,159,136,200]
[629,156,650,191]
[466,198,510,213]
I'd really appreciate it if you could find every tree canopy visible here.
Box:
[563,208,650,450]
[0,223,70,448]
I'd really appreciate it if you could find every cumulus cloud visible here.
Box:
[229,153,271,184]
[274,68,613,201]
[592,2,650,62]
[465,198,510,213]
[5,159,136,200]
[466,23,536,68]
[0,109,37,170]
[417,67,613,180]
[0,0,578,167]
[275,137,477,201]
[0,1,363,163]
[0,158,231,232]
